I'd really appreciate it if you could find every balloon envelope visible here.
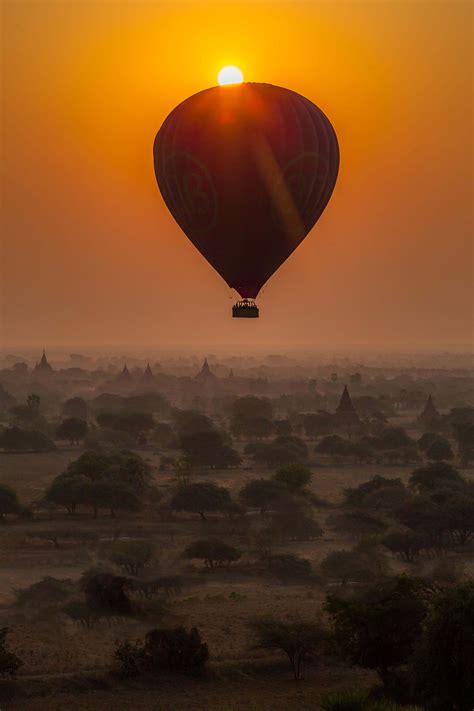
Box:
[154,83,339,300]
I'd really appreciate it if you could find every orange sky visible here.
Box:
[2,0,472,350]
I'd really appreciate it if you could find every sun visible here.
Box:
[218,65,244,86]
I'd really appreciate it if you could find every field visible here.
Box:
[0,450,471,709]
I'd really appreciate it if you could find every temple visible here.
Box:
[115,363,132,385]
[140,363,155,386]
[195,358,217,383]
[33,350,53,375]
[417,394,441,430]
[335,385,361,427]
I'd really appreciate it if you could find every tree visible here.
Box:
[301,412,334,439]
[183,539,241,568]
[325,576,427,688]
[80,568,132,616]
[15,576,75,615]
[395,497,447,549]
[413,581,474,711]
[152,422,175,448]
[251,436,308,467]
[86,479,141,517]
[320,549,386,586]
[65,450,152,494]
[267,554,313,582]
[0,426,55,452]
[180,430,241,468]
[451,420,474,467]
[173,409,214,437]
[326,511,387,538]
[45,474,89,514]
[143,626,209,677]
[252,619,324,680]
[273,419,292,437]
[376,427,414,450]
[239,478,285,513]
[426,437,453,462]
[442,491,474,545]
[56,417,88,444]
[97,412,155,441]
[62,397,88,420]
[344,475,406,508]
[171,482,233,520]
[268,508,323,542]
[107,540,156,575]
[361,484,412,512]
[231,396,273,421]
[418,431,439,452]
[273,464,312,492]
[409,462,465,494]
[63,600,100,628]
[315,434,353,457]
[0,628,22,676]
[382,530,426,563]
[0,485,20,519]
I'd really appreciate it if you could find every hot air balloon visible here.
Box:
[153,82,339,317]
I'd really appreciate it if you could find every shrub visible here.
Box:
[267,554,313,582]
[184,539,241,569]
[320,694,422,711]
[269,509,323,542]
[80,569,132,616]
[252,618,324,679]
[320,549,386,585]
[0,485,20,518]
[106,540,156,576]
[325,576,427,688]
[171,482,233,520]
[0,628,22,676]
[56,417,88,444]
[320,689,370,711]
[327,511,387,537]
[273,463,312,492]
[409,462,465,494]
[382,530,426,563]
[344,476,406,508]
[239,478,285,513]
[426,437,453,462]
[15,576,75,617]
[62,600,100,628]
[143,626,209,677]
[114,639,143,678]
[413,581,474,710]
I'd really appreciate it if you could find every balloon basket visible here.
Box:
[232,299,259,318]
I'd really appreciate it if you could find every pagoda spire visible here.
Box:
[422,394,439,418]
[335,384,360,425]
[34,348,52,373]
[141,362,155,383]
[195,357,217,381]
[116,363,132,383]
[337,385,356,413]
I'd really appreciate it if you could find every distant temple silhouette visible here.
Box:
[417,394,441,429]
[115,363,132,385]
[33,350,53,374]
[335,385,360,427]
[140,363,155,386]
[195,358,217,382]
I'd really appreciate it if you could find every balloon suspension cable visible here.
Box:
[232,298,259,318]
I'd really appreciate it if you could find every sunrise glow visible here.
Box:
[218,65,244,85]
